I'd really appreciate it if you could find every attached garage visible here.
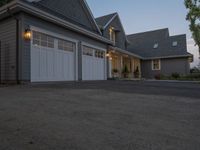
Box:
[82,44,106,80]
[30,29,78,82]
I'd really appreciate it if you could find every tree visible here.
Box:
[185,0,200,54]
[0,0,13,7]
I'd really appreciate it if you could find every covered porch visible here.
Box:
[107,46,142,79]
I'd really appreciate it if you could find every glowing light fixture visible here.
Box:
[106,53,110,57]
[24,28,31,40]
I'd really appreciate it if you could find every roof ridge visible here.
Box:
[95,12,117,20]
[127,28,169,37]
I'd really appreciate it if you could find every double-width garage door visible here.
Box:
[31,31,77,82]
[82,45,106,80]
[31,29,106,82]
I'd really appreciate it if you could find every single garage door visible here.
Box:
[31,31,77,82]
[82,45,106,80]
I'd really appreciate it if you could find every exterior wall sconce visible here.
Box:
[24,28,31,41]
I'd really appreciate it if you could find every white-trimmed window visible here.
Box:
[83,46,93,56]
[32,31,54,48]
[152,59,161,70]
[95,50,105,58]
[109,27,116,43]
[58,39,75,52]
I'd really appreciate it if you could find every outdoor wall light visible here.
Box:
[24,28,31,40]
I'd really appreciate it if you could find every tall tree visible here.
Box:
[185,0,200,55]
[0,0,13,7]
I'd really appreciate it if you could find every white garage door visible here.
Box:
[82,45,106,80]
[31,31,77,82]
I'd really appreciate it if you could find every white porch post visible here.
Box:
[108,58,112,78]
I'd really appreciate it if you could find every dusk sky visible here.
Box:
[87,0,199,67]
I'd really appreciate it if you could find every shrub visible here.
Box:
[122,65,129,74]
[171,73,180,79]
[154,74,161,80]
[113,69,118,73]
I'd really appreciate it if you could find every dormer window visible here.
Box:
[153,43,158,49]
[109,27,116,43]
[172,41,178,47]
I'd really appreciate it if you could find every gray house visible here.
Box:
[0,0,112,83]
[95,13,142,78]
[127,28,193,78]
[95,14,193,79]
[0,0,193,83]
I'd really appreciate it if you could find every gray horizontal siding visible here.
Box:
[21,13,107,81]
[141,57,190,79]
[103,16,126,50]
[0,18,16,82]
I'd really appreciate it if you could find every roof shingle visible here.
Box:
[127,28,192,59]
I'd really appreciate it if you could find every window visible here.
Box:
[95,50,105,58]
[172,41,178,47]
[83,46,105,58]
[109,27,116,43]
[152,59,161,70]
[32,31,54,48]
[153,43,158,49]
[58,39,75,52]
[83,46,93,56]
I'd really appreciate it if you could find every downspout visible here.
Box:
[7,8,20,84]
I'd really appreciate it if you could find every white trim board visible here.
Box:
[81,42,107,52]
[151,59,161,71]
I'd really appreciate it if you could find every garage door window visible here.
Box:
[95,50,105,58]
[58,39,75,52]
[32,31,54,48]
[83,46,93,56]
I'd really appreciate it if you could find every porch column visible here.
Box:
[120,55,123,77]
[108,57,112,78]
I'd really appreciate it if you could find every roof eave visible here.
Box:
[0,0,112,44]
[143,54,193,60]
[108,46,143,59]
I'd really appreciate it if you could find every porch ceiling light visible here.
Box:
[106,53,110,57]
[24,28,31,40]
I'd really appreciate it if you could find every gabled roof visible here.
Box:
[95,12,129,43]
[95,12,117,29]
[127,28,193,59]
[0,0,112,44]
[21,0,102,34]
[127,28,169,43]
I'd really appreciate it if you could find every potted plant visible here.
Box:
[112,69,119,78]
[122,65,129,78]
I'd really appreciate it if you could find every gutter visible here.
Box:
[109,46,144,59]
[142,54,193,60]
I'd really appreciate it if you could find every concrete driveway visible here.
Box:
[0,81,200,150]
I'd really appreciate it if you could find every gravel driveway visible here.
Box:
[0,81,200,150]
